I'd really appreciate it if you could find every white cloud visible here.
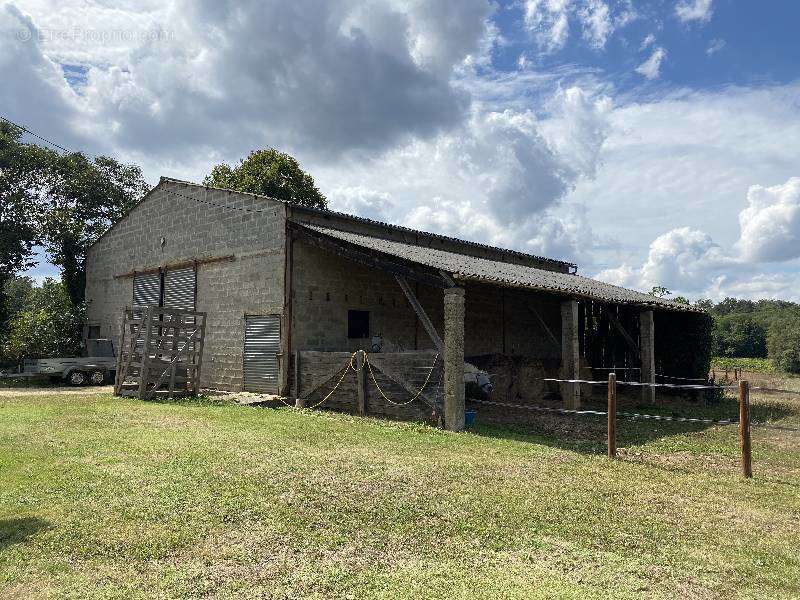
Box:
[524,0,623,52]
[597,227,728,293]
[635,47,666,79]
[524,0,572,52]
[640,33,655,50]
[314,84,613,263]
[737,178,800,262]
[706,38,726,55]
[577,0,612,49]
[675,0,714,24]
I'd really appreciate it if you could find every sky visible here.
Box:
[2,0,800,302]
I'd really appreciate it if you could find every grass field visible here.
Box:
[1,382,800,599]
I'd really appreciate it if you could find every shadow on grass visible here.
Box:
[465,392,800,455]
[0,517,49,550]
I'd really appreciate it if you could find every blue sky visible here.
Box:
[3,0,800,301]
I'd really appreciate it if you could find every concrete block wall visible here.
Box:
[85,180,285,390]
[291,240,563,360]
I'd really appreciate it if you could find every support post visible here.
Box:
[607,373,617,458]
[294,351,305,408]
[639,310,656,405]
[443,287,465,432]
[560,300,580,410]
[739,380,753,479]
[356,350,367,416]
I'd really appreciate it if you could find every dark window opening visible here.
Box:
[348,310,370,339]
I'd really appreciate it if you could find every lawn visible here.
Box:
[1,384,799,599]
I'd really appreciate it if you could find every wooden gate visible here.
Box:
[114,306,206,399]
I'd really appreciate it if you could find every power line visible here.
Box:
[0,115,74,154]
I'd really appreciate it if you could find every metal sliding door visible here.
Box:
[243,316,281,393]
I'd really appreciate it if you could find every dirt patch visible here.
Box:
[0,385,113,397]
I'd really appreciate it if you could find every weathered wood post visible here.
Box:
[640,310,656,405]
[443,287,465,432]
[739,380,753,478]
[560,300,580,410]
[608,372,617,458]
[137,306,153,399]
[294,351,305,408]
[356,350,367,416]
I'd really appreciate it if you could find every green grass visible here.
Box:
[711,356,776,373]
[1,389,800,599]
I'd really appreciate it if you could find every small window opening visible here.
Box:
[348,310,370,339]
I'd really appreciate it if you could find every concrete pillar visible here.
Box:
[443,287,465,432]
[640,310,656,404]
[560,300,580,410]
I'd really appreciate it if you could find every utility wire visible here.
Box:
[0,115,74,154]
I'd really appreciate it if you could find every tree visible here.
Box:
[2,278,83,361]
[712,314,767,358]
[0,122,47,331]
[649,286,671,298]
[39,152,150,306]
[767,315,800,374]
[204,149,327,209]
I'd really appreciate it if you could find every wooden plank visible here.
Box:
[115,255,234,279]
[356,350,367,416]
[395,275,444,353]
[528,304,560,350]
[137,307,154,399]
[606,308,640,356]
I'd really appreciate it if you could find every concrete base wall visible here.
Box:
[85,181,286,391]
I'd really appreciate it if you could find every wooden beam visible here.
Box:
[395,275,444,353]
[528,304,560,350]
[115,255,234,279]
[606,308,640,357]
[356,350,367,416]
[289,222,448,289]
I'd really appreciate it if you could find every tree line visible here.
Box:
[691,296,800,373]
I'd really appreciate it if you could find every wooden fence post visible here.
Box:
[294,351,305,408]
[608,372,617,458]
[739,380,753,478]
[356,350,367,416]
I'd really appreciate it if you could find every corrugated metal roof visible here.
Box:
[300,223,702,313]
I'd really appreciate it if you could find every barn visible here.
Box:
[85,177,707,430]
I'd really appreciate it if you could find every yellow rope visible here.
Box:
[365,352,439,406]
[305,351,360,409]
[288,350,439,411]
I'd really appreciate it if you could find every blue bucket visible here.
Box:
[464,409,477,427]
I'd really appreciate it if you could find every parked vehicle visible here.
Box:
[0,339,116,386]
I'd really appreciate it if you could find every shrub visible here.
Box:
[2,279,83,361]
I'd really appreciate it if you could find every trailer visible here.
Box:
[0,339,117,386]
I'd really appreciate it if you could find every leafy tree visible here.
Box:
[39,153,150,306]
[2,278,83,360]
[0,123,47,330]
[712,314,767,358]
[204,149,327,209]
[767,315,800,374]
[649,286,671,298]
